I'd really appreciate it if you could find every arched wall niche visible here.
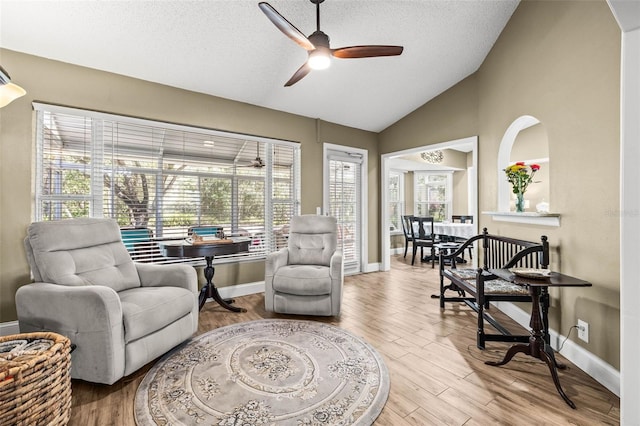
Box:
[490,115,559,226]
[510,122,550,211]
[497,115,548,211]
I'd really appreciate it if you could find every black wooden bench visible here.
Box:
[437,228,550,349]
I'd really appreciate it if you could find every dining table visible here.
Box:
[413,220,475,263]
[412,221,475,240]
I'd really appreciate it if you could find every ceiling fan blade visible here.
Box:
[331,45,404,59]
[284,62,312,87]
[259,2,315,51]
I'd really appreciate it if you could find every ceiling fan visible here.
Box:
[258,0,404,86]
[241,142,265,168]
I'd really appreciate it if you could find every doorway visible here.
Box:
[380,136,478,271]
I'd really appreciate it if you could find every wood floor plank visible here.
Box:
[436,387,515,426]
[406,406,470,426]
[373,405,414,426]
[66,255,620,425]
[385,356,450,397]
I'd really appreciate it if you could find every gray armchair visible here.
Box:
[16,218,199,385]
[265,215,343,316]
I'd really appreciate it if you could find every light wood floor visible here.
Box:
[69,255,620,425]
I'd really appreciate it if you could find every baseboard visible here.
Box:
[363,262,381,273]
[390,247,405,256]
[0,320,20,336]
[493,301,620,397]
[216,281,265,300]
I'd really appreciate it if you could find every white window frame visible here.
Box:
[388,170,405,235]
[413,171,453,221]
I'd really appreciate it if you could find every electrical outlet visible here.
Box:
[577,319,589,343]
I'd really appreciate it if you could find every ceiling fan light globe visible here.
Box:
[308,49,331,70]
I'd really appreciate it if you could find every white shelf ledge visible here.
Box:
[482,211,561,227]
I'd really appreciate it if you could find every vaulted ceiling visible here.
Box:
[0,0,519,132]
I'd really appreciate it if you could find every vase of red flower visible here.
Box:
[504,162,540,212]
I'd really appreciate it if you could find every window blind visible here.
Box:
[34,103,301,265]
[327,152,362,274]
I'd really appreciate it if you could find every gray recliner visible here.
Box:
[16,218,199,385]
[265,215,344,316]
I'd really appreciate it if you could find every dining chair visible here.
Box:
[410,216,440,267]
[401,215,414,258]
[451,215,474,259]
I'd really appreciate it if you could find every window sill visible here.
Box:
[482,211,560,227]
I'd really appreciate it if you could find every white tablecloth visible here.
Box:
[433,223,475,239]
[411,221,475,239]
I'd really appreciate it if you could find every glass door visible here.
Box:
[325,148,364,275]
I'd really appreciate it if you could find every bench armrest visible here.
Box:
[438,234,484,270]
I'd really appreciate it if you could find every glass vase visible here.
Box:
[515,192,525,212]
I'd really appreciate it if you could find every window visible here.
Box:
[388,170,404,232]
[34,103,300,263]
[414,172,452,221]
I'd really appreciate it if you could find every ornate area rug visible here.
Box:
[134,319,390,425]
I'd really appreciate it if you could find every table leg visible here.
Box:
[484,286,576,409]
[539,345,576,409]
[543,343,567,370]
[485,343,531,367]
[199,256,246,313]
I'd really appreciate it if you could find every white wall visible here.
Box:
[609,0,640,423]
[620,25,640,426]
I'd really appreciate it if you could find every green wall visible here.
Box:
[0,49,379,322]
[380,0,620,368]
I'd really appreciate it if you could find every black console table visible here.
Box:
[486,268,592,409]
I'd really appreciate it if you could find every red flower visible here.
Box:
[530,164,540,171]
[516,161,525,166]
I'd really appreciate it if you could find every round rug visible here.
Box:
[134,319,390,425]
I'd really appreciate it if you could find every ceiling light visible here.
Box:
[308,48,331,70]
[421,150,444,164]
[0,66,26,108]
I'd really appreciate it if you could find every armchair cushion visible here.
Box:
[119,286,196,343]
[288,215,337,266]
[25,218,140,292]
[271,265,332,296]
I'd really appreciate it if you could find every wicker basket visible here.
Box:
[0,332,72,425]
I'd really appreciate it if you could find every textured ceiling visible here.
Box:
[0,0,518,132]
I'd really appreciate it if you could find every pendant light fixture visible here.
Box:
[0,66,26,108]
